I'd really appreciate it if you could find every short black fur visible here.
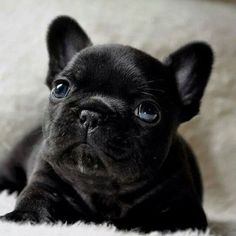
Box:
[0,16,213,233]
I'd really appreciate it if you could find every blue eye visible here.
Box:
[135,102,161,124]
[52,80,70,99]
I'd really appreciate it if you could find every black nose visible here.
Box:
[79,110,104,131]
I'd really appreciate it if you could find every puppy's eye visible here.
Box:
[134,102,161,124]
[51,80,70,99]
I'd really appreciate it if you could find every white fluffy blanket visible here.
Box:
[0,192,214,236]
[1,0,236,235]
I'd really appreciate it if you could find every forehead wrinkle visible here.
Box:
[62,45,166,97]
[90,95,127,112]
[111,49,144,80]
[108,52,153,98]
[78,44,144,81]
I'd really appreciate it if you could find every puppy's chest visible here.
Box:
[88,193,128,219]
[80,181,157,220]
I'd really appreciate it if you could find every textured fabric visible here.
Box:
[0,192,214,236]
[0,0,236,235]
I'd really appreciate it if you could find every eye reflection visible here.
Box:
[52,80,70,99]
[135,101,161,124]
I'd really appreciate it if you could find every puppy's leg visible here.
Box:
[0,160,82,224]
[160,200,207,232]
[0,126,42,194]
[0,163,26,194]
[0,150,27,194]
[142,197,207,232]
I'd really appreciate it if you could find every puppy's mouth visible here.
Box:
[66,142,105,174]
[45,135,139,180]
[62,141,134,177]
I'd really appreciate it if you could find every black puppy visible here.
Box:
[0,16,213,233]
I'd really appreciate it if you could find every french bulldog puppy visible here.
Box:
[0,16,213,233]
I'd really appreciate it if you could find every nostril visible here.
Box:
[101,113,107,122]
[79,112,87,125]
[90,119,98,129]
[79,110,107,130]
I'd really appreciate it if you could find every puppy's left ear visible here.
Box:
[164,42,214,122]
[46,16,92,87]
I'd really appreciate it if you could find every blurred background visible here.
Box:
[0,0,236,234]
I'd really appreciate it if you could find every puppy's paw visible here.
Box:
[0,178,8,192]
[0,177,23,194]
[0,210,53,224]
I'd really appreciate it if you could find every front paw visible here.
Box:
[0,210,53,224]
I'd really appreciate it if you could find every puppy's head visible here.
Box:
[43,16,213,188]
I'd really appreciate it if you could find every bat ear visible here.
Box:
[46,16,92,86]
[164,42,214,122]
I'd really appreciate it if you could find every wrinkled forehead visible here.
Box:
[61,44,167,98]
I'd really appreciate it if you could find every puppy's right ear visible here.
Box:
[164,42,213,122]
[46,16,92,87]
